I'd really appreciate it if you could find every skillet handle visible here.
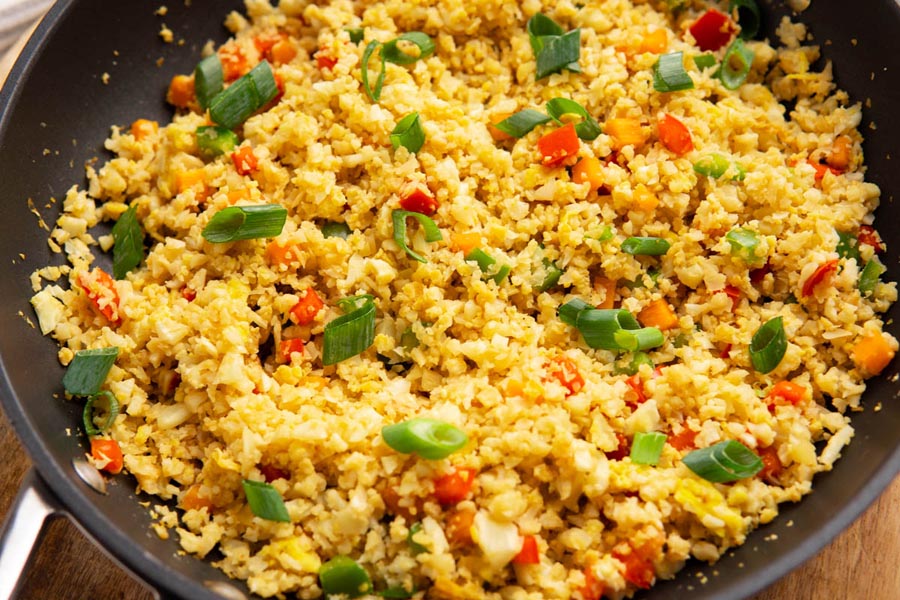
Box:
[0,469,63,600]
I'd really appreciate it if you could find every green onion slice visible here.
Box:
[596,225,615,242]
[614,327,666,352]
[535,257,564,292]
[749,316,787,374]
[361,41,386,102]
[652,51,694,92]
[546,97,601,140]
[465,248,510,284]
[242,479,291,522]
[319,556,372,598]
[407,521,427,554]
[617,351,654,376]
[859,257,886,296]
[392,209,443,263]
[729,0,761,40]
[345,27,365,44]
[558,300,665,352]
[202,204,287,243]
[63,347,119,396]
[682,440,763,482]
[630,431,667,466]
[725,227,762,264]
[112,205,143,280]
[381,32,435,65]
[716,38,754,90]
[195,54,224,110]
[400,327,420,351]
[693,53,717,70]
[693,153,731,178]
[82,390,120,436]
[196,125,239,158]
[323,294,376,365]
[621,236,671,256]
[381,417,468,460]
[527,13,581,80]
[321,221,352,239]
[209,60,279,129]
[379,586,416,599]
[390,112,426,153]
[491,109,552,138]
[836,230,860,262]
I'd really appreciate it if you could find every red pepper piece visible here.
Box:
[689,9,736,52]
[801,259,839,297]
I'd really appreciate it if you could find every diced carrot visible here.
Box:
[800,259,839,297]
[640,28,668,54]
[77,268,122,324]
[504,378,524,397]
[767,381,806,406]
[512,535,540,565]
[613,544,655,589]
[176,169,206,194]
[537,122,580,167]
[399,182,439,215]
[90,438,124,474]
[267,240,302,266]
[667,427,697,451]
[594,277,617,309]
[807,158,842,182]
[445,507,476,547]
[451,232,481,255]
[218,44,249,81]
[632,184,659,212]
[181,484,214,511]
[488,112,514,142]
[826,135,852,171]
[269,39,298,65]
[657,114,693,156]
[625,374,646,405]
[316,50,338,71]
[130,119,159,141]
[226,188,251,205]
[433,467,477,505]
[757,445,783,482]
[572,156,605,192]
[638,299,678,331]
[548,356,585,396]
[290,288,325,325]
[852,332,896,376]
[278,338,306,362]
[166,74,195,108]
[232,146,259,176]
[580,566,605,600]
[605,118,646,149]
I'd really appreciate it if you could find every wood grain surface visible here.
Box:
[1,18,898,600]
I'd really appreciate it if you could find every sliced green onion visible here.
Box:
[202,204,287,243]
[617,351,654,376]
[557,300,662,352]
[694,153,731,178]
[379,586,416,599]
[382,417,468,460]
[345,27,364,45]
[859,257,886,296]
[82,390,120,436]
[596,225,614,242]
[361,41,386,102]
[729,0,761,40]
[465,248,510,284]
[621,236,670,256]
[381,32,435,65]
[652,51,694,92]
[319,556,372,598]
[614,327,666,352]
[693,53,717,70]
[321,221,352,239]
[492,109,552,139]
[546,97,601,140]
[112,205,143,280]
[242,479,291,522]
[716,38,754,90]
[732,162,747,181]
[682,440,763,482]
[725,227,762,264]
[248,60,279,105]
[323,294,376,365]
[400,327,420,351]
[63,347,119,396]
[836,230,860,262]
[196,125,239,158]
[407,521,427,554]
[527,14,581,80]
[209,60,279,129]
[631,431,667,466]
[749,316,786,374]
[390,112,426,153]
[194,54,224,110]
[535,257,564,292]
[392,209,442,263]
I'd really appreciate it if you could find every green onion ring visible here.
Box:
[390,112,426,153]
[392,209,443,263]
[546,97,601,140]
[652,51,694,92]
[749,316,787,374]
[716,38,754,90]
[630,431,667,466]
[319,556,373,598]
[729,0,761,40]
[492,109,552,139]
[361,40,386,102]
[382,417,468,460]
[621,236,671,256]
[82,390,120,436]
[381,32,435,65]
[242,479,291,522]
[682,440,763,482]
[111,204,144,280]
[202,204,288,243]
[323,294,376,365]
[63,347,120,396]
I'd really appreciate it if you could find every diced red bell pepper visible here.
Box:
[667,427,697,451]
[278,338,306,362]
[858,225,885,253]
[750,262,771,284]
[722,285,741,309]
[399,183,439,215]
[807,158,843,182]
[549,356,585,396]
[512,535,540,565]
[801,259,839,297]
[433,467,477,506]
[657,114,693,156]
[316,51,338,71]
[290,288,325,325]
[580,566,605,600]
[758,445,783,481]
[606,432,630,460]
[78,268,122,324]
[613,545,655,590]
[232,146,259,176]
[689,9,736,52]
[767,380,805,407]
[90,438,124,474]
[537,122,580,167]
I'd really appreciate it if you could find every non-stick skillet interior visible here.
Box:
[0,1,898,599]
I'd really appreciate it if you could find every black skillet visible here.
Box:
[0,1,898,599]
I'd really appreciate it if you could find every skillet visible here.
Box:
[0,1,898,598]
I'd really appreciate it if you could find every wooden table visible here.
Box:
[1,19,898,600]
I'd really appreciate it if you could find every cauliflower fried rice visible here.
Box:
[29,0,898,598]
